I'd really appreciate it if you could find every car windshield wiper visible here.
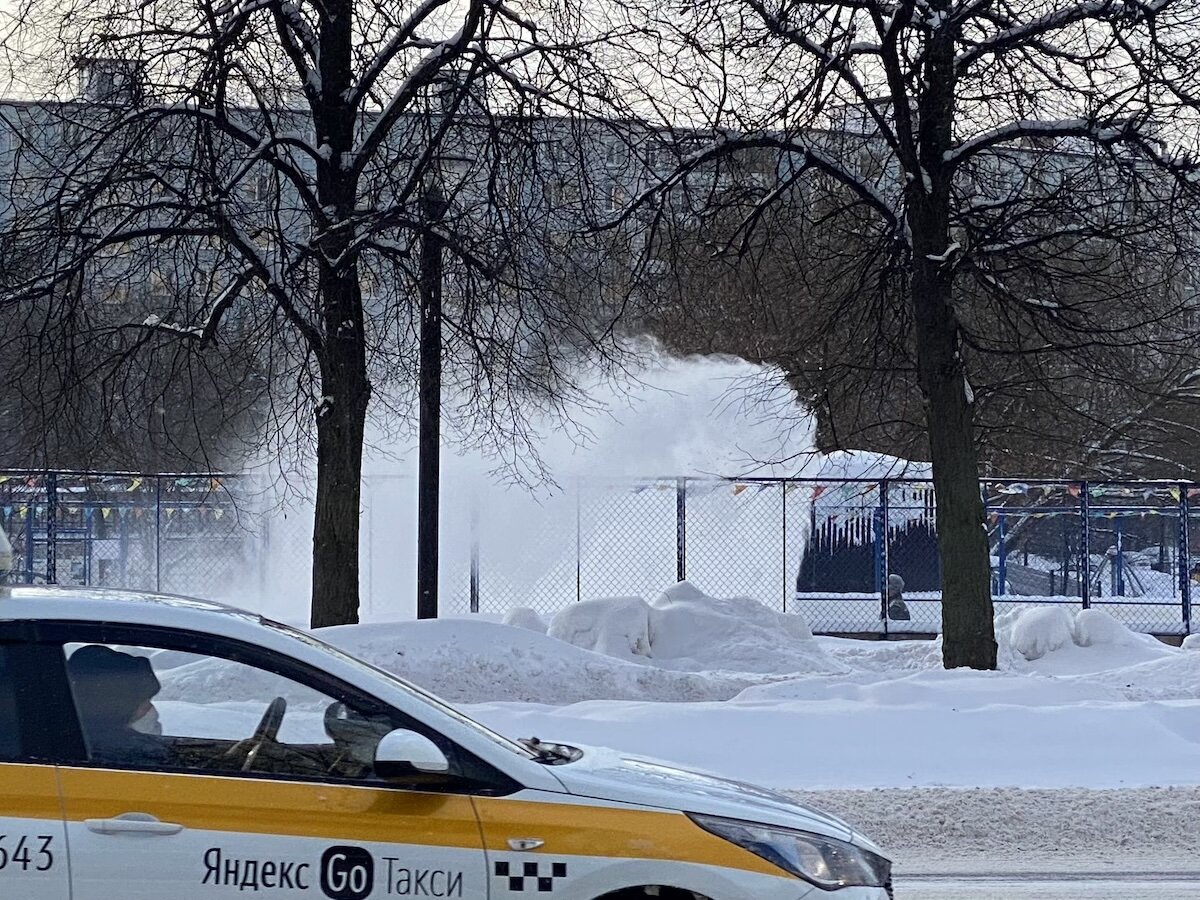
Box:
[518,736,582,764]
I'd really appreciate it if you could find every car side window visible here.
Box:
[61,641,412,782]
[0,645,20,760]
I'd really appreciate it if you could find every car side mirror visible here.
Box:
[374,728,450,780]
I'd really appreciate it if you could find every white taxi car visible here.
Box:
[0,584,893,899]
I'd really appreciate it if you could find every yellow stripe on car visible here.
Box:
[474,796,782,876]
[50,767,780,878]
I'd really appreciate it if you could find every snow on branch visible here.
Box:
[926,241,961,261]
[744,0,899,148]
[352,6,480,172]
[614,131,906,242]
[944,117,1137,166]
[135,269,254,345]
[350,0,455,108]
[956,0,1171,69]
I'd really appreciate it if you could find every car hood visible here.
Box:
[546,748,884,854]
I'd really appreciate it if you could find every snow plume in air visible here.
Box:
[235,349,818,622]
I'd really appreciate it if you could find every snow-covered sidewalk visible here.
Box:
[787,787,1200,877]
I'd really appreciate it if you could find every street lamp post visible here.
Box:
[416,178,448,620]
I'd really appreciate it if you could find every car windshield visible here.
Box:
[262,618,536,760]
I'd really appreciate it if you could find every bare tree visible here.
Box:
[610,0,1200,667]
[0,0,630,625]
[647,188,1200,482]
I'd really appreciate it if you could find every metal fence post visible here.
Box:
[1113,516,1124,597]
[879,479,889,634]
[1080,481,1091,610]
[45,472,57,584]
[575,481,582,603]
[155,477,163,593]
[1180,484,1191,633]
[781,482,788,613]
[675,477,688,583]
[470,492,481,614]
[997,511,1007,596]
[23,495,34,583]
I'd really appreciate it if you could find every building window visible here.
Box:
[242,171,272,203]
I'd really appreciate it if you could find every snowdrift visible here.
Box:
[322,618,768,705]
[547,581,837,675]
[152,595,1200,791]
[324,583,843,703]
[995,605,1177,671]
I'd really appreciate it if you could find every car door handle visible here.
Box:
[84,812,184,836]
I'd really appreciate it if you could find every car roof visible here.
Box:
[0,585,269,634]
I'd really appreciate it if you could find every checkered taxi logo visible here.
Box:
[493,859,568,892]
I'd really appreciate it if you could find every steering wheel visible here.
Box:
[240,696,287,772]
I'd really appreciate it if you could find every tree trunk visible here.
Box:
[311,365,368,627]
[309,0,370,628]
[910,267,997,669]
[908,6,998,669]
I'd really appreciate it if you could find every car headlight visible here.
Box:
[689,813,891,890]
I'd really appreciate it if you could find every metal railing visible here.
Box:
[5,470,1196,636]
[456,477,1200,635]
[0,470,257,598]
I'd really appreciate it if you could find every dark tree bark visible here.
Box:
[304,0,371,627]
[311,362,369,627]
[911,257,997,668]
[907,0,997,668]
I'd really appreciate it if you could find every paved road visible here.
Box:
[898,873,1200,899]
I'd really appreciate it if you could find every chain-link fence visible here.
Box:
[5,470,1197,636]
[457,477,1200,636]
[0,470,260,599]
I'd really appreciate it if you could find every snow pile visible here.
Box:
[322,618,767,705]
[323,584,844,704]
[646,582,829,673]
[549,597,653,659]
[1000,606,1076,661]
[995,606,1174,669]
[545,582,840,675]
[501,607,548,634]
[1074,607,1147,648]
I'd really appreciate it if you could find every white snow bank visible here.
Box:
[501,607,548,634]
[995,606,1174,670]
[549,597,653,659]
[321,618,769,705]
[317,585,843,707]
[468,687,1200,790]
[318,599,1200,792]
[646,581,827,674]
[1074,607,1147,648]
[733,668,1126,707]
[545,582,839,675]
[1001,606,1076,661]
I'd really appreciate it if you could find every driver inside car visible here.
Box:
[66,645,169,767]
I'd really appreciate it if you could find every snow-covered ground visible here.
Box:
[317,584,1200,886]
[322,584,1200,792]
